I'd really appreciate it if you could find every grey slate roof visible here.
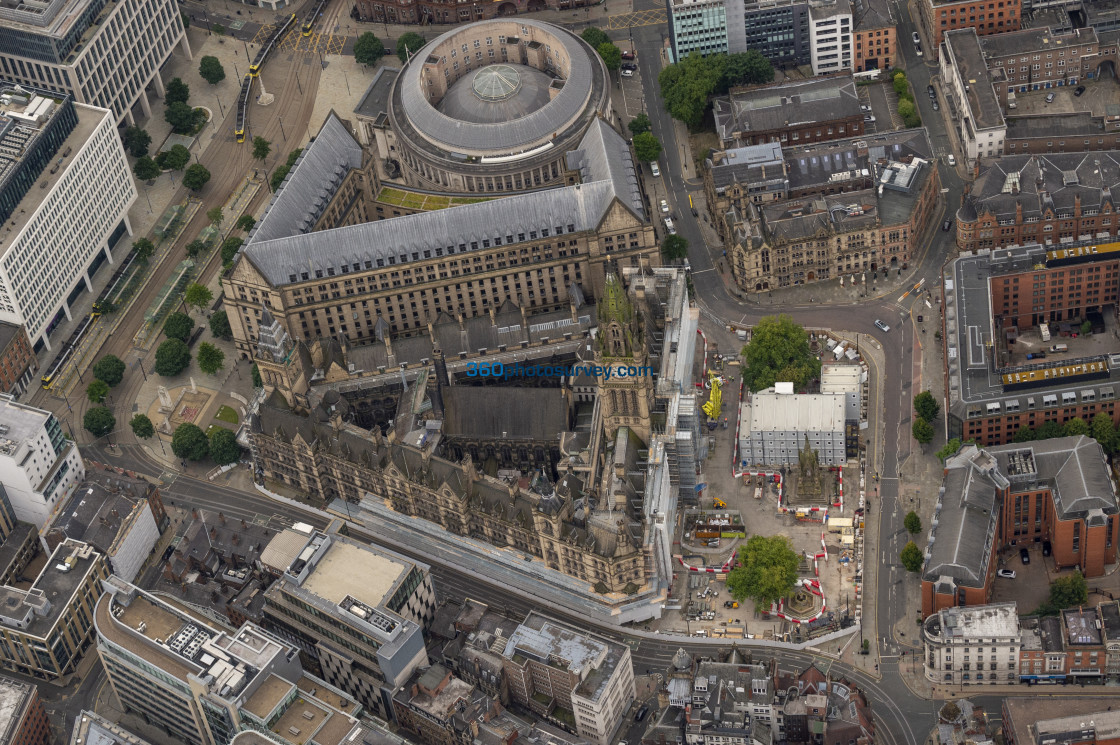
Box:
[249,113,364,245]
[713,76,861,143]
[943,29,1005,132]
[852,0,891,30]
[443,387,569,440]
[354,66,401,121]
[565,117,645,220]
[1005,112,1103,140]
[963,151,1120,222]
[395,20,602,152]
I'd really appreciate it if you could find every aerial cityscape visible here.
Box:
[1,0,1120,742]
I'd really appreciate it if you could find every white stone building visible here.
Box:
[0,0,190,124]
[0,91,136,350]
[738,383,848,466]
[808,1,854,74]
[0,394,84,528]
[940,28,1007,168]
[922,602,1022,686]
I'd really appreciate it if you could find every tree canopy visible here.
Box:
[236,215,256,233]
[632,131,662,163]
[165,77,190,105]
[1035,570,1088,615]
[171,423,209,460]
[165,101,200,134]
[130,413,155,439]
[87,379,109,404]
[354,33,386,65]
[900,541,923,572]
[659,51,774,130]
[185,239,206,260]
[220,236,244,265]
[726,535,800,608]
[197,342,225,375]
[209,428,241,465]
[1063,417,1089,437]
[163,312,195,342]
[155,339,192,376]
[718,50,774,91]
[209,310,232,339]
[132,237,155,263]
[935,437,963,462]
[184,283,213,314]
[904,511,922,535]
[207,206,224,228]
[160,144,191,171]
[183,163,211,191]
[199,55,226,85]
[122,126,152,158]
[84,406,116,438]
[580,27,610,50]
[396,32,426,63]
[596,42,622,71]
[133,156,161,181]
[913,390,940,421]
[252,136,271,162]
[741,315,821,392]
[661,234,688,263]
[93,355,126,386]
[627,113,651,136]
[912,417,935,445]
[1091,411,1116,452]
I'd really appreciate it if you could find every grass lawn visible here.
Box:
[205,424,219,438]
[214,405,239,425]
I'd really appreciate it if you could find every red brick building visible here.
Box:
[919,0,1019,48]
[921,438,1119,618]
[0,676,54,745]
[853,0,895,72]
[713,76,864,150]
[0,323,37,397]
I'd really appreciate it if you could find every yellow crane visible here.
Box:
[703,370,723,422]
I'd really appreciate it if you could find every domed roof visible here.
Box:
[473,64,522,101]
[672,647,692,671]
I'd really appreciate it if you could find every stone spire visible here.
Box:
[256,304,292,363]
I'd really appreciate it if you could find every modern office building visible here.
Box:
[95,577,368,745]
[0,485,38,587]
[921,438,1119,616]
[713,76,864,149]
[0,394,84,528]
[808,1,854,74]
[261,528,432,720]
[0,323,36,397]
[0,675,53,745]
[668,0,730,59]
[940,29,1007,168]
[0,0,190,124]
[728,0,812,67]
[922,602,1022,685]
[0,539,107,681]
[0,87,136,350]
[918,0,1020,47]
[70,712,153,745]
[501,612,634,745]
[738,384,849,466]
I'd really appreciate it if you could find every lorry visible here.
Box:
[1050,344,1068,353]
[1040,323,1051,342]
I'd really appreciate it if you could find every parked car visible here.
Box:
[1020,547,1031,564]
[650,161,661,177]
[864,114,876,122]
[947,154,956,166]
[660,199,669,213]
[1042,540,1052,556]
[913,31,921,44]
[928,84,936,99]
[875,319,891,332]
[1045,92,1056,103]
[997,569,1017,579]
[621,68,634,77]
[1074,85,1086,96]
[664,217,676,234]
[621,62,637,71]
[915,44,923,56]
[942,219,953,231]
[860,103,872,112]
[932,100,939,111]
[621,50,636,60]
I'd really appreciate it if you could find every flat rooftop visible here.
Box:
[0,675,36,745]
[943,29,1005,132]
[301,539,409,610]
[745,389,847,433]
[0,540,98,637]
[1005,113,1104,140]
[70,711,156,745]
[505,612,626,704]
[243,674,293,720]
[48,481,148,554]
[1005,698,1120,745]
[938,602,1020,639]
[0,394,50,457]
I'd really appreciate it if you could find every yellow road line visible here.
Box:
[607,9,666,28]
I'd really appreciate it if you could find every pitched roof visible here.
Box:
[566,118,645,220]
[714,76,861,143]
[442,387,569,441]
[963,152,1120,222]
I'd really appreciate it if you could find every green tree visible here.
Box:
[632,131,662,163]
[900,541,924,572]
[92,355,126,386]
[220,236,243,265]
[87,379,109,404]
[163,144,191,171]
[209,428,241,465]
[130,413,155,439]
[718,49,774,92]
[396,32,426,63]
[627,113,651,136]
[131,238,154,264]
[251,363,262,388]
[1063,416,1090,437]
[1081,320,1093,336]
[207,206,224,229]
[92,299,116,315]
[741,314,821,392]
[197,342,224,375]
[199,55,226,85]
[184,282,213,314]
[725,535,800,608]
[1037,420,1063,440]
[1049,570,1088,608]
[163,312,195,342]
[165,101,199,134]
[1091,411,1116,452]
[183,163,211,191]
[597,42,622,71]
[659,53,723,130]
[185,239,207,260]
[236,215,256,233]
[898,98,916,120]
[912,417,935,446]
[914,390,940,422]
[270,166,291,192]
[133,156,161,181]
[252,136,271,163]
[285,148,303,167]
[83,406,116,438]
[1013,425,1037,442]
[122,126,152,158]
[209,310,232,340]
[171,423,209,460]
[935,437,963,462]
[580,27,610,50]
[661,234,689,263]
[904,510,922,535]
[165,77,190,105]
[154,339,192,376]
[892,72,908,98]
[353,32,386,66]
[212,23,225,35]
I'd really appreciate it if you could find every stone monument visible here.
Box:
[158,385,173,414]
[797,435,825,502]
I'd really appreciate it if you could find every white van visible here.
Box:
[1050,344,1068,353]
[650,162,661,177]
